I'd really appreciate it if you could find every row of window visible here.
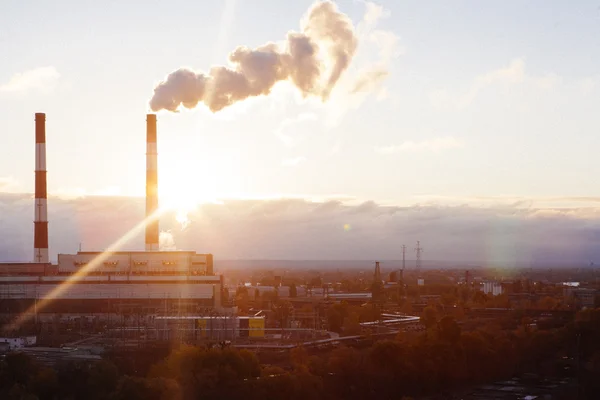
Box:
[72,260,187,267]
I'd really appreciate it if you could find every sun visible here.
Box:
[158,165,218,229]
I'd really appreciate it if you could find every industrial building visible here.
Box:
[0,113,225,321]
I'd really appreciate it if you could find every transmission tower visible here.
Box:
[415,241,424,271]
[401,245,406,282]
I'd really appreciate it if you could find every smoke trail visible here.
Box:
[149,1,358,113]
[159,231,177,251]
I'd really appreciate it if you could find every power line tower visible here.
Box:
[415,241,424,272]
[401,245,406,282]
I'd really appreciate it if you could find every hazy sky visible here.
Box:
[1,1,600,262]
[2,193,600,264]
[2,0,599,205]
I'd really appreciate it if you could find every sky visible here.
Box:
[1,1,600,262]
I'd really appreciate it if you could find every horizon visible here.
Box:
[2,192,600,264]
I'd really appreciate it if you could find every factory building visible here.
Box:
[0,113,225,318]
[57,251,213,275]
[152,316,265,341]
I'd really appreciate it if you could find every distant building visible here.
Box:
[564,288,597,308]
[482,281,504,296]
[0,336,37,350]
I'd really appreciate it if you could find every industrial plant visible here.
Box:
[0,113,266,341]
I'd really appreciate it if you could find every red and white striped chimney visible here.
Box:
[34,113,49,263]
[145,114,159,251]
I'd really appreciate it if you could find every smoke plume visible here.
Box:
[149,1,358,113]
[159,231,177,251]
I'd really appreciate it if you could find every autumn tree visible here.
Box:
[342,312,361,336]
[421,305,438,329]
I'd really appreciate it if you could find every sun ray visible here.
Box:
[4,208,164,333]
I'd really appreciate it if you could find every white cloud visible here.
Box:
[0,177,22,193]
[50,186,124,199]
[458,58,525,108]
[0,66,60,94]
[2,193,600,264]
[92,186,122,196]
[577,77,599,94]
[431,59,567,110]
[359,1,390,31]
[274,112,318,147]
[324,1,402,127]
[281,156,307,167]
[375,137,464,154]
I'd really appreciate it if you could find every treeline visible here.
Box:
[2,309,600,399]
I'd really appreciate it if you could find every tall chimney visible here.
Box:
[34,113,49,263]
[145,114,159,251]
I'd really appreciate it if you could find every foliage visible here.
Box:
[420,305,438,329]
[2,308,600,399]
[289,283,298,298]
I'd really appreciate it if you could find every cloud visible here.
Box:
[50,186,124,200]
[349,68,389,94]
[577,76,599,94]
[458,58,525,108]
[0,66,60,94]
[375,137,464,154]
[2,193,600,264]
[430,59,563,110]
[274,112,318,147]
[323,1,402,126]
[0,177,21,193]
[281,156,307,167]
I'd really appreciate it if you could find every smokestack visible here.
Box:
[145,114,159,251]
[34,113,49,263]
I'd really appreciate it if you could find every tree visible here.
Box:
[343,312,361,336]
[421,305,438,329]
[30,367,58,399]
[538,296,557,310]
[289,283,297,298]
[437,316,461,343]
[290,346,309,370]
[86,360,119,400]
[472,290,488,305]
[441,292,456,307]
[112,376,158,400]
[235,286,250,313]
[327,308,343,333]
[254,289,262,309]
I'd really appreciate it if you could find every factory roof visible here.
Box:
[69,251,211,255]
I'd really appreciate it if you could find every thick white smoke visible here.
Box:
[159,231,177,251]
[149,1,358,113]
